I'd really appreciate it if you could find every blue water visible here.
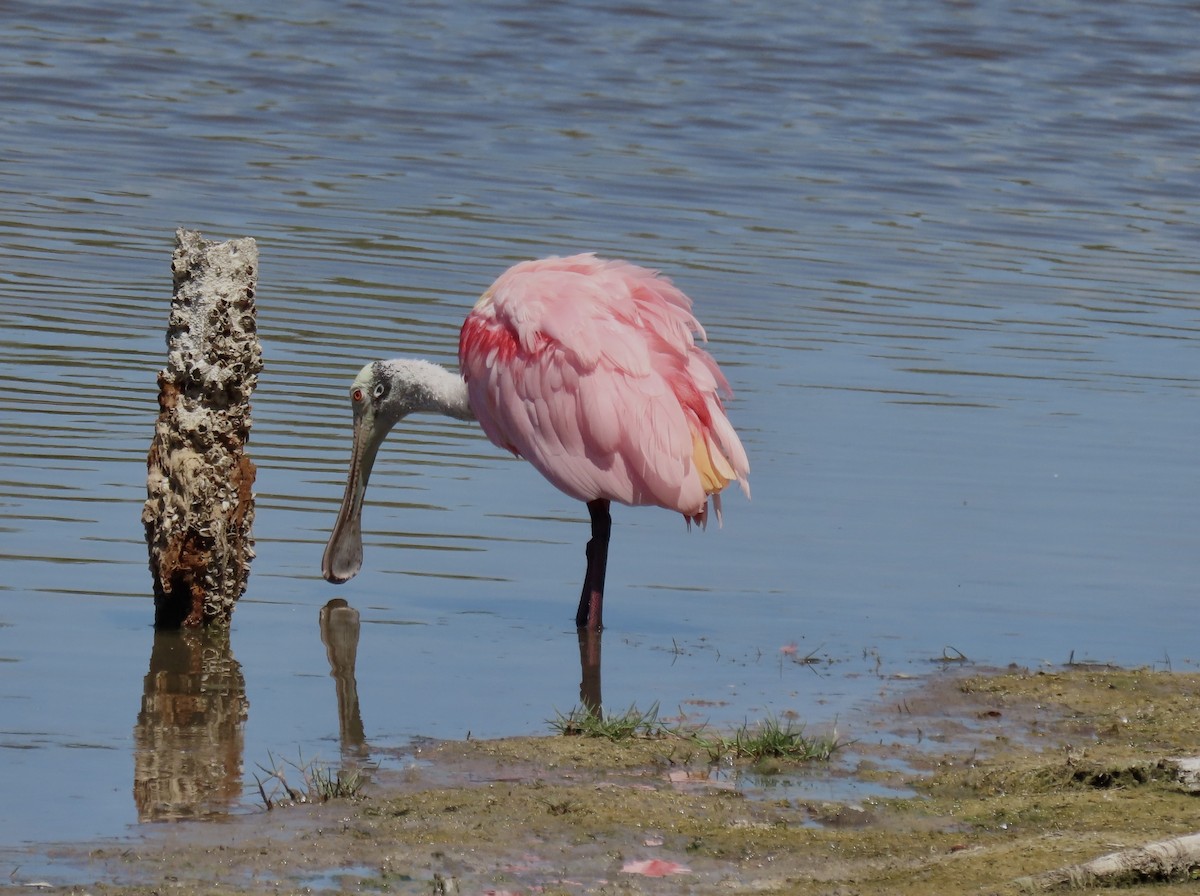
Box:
[1,0,1198,870]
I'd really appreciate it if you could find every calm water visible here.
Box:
[2,0,1198,870]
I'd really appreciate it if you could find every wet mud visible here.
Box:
[8,664,1200,895]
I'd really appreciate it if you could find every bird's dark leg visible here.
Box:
[575,499,611,631]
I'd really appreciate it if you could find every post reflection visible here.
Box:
[577,627,602,717]
[319,598,366,755]
[133,627,248,821]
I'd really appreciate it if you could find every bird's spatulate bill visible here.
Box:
[321,412,381,584]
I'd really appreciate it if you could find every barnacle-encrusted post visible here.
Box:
[143,229,263,628]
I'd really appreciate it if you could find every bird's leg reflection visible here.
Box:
[133,627,247,821]
[319,598,366,757]
[577,625,603,717]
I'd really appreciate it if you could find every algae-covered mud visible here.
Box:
[8,666,1200,895]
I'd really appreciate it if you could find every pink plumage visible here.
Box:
[323,252,750,630]
[459,253,749,527]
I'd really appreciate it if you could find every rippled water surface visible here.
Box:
[2,0,1198,868]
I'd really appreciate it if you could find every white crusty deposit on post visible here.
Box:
[143,228,263,627]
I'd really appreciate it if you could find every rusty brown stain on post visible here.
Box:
[143,229,264,628]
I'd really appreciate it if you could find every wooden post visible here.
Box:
[143,229,263,628]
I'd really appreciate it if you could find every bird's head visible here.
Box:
[321,359,471,584]
[320,361,409,584]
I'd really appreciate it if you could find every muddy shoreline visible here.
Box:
[7,665,1200,895]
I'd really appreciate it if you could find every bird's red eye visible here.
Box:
[351,387,364,402]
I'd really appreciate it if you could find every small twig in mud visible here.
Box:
[796,644,823,664]
[935,646,969,663]
[780,642,824,676]
[255,776,274,811]
[545,798,578,816]
[1064,650,1118,670]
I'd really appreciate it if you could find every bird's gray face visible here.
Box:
[321,363,398,584]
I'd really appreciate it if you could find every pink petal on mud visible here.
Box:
[621,859,691,877]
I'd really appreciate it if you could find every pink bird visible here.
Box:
[321,253,749,630]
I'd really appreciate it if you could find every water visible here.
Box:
[2,0,1198,869]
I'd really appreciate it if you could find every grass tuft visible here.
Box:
[718,715,842,763]
[253,751,372,810]
[550,702,670,740]
[550,703,842,765]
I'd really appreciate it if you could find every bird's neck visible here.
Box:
[387,358,474,422]
[428,363,475,422]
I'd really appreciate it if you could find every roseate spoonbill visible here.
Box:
[321,253,749,630]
